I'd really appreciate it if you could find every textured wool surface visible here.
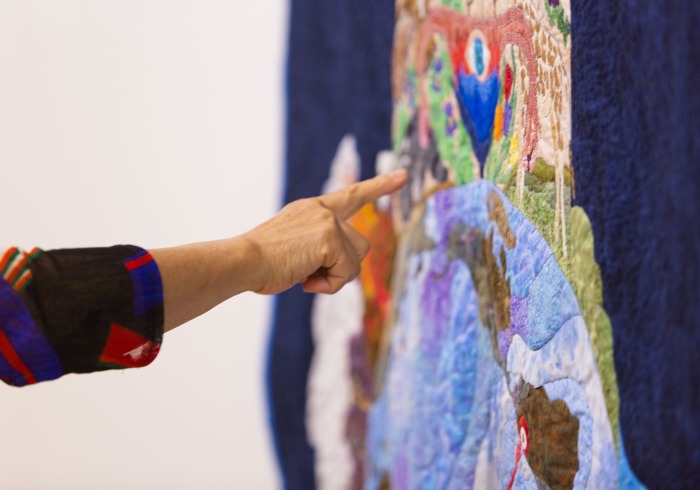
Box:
[266,2,395,488]
[571,1,700,486]
[270,0,700,488]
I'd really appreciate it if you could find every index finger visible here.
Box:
[319,169,408,220]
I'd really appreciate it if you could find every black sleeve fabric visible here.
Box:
[0,245,164,386]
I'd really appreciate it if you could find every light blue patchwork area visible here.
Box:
[618,429,648,490]
[503,206,552,298]
[526,257,581,350]
[366,180,622,489]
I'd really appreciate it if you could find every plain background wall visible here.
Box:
[0,1,285,488]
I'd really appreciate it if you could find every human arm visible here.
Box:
[151,169,408,332]
[0,170,406,385]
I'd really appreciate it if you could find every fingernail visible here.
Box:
[387,168,408,182]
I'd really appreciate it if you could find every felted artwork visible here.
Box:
[271,0,700,488]
[305,1,643,488]
[266,3,395,488]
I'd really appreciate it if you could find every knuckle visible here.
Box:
[320,222,337,241]
[346,183,361,198]
[353,261,362,278]
[344,257,360,279]
[319,242,332,259]
[360,237,371,256]
[319,207,335,222]
[284,199,306,212]
[339,185,360,209]
[333,280,348,293]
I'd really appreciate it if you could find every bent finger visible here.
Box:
[339,221,371,260]
[303,260,358,294]
[304,240,360,294]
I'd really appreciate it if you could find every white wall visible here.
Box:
[0,1,286,488]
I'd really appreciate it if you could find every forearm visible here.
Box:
[150,236,262,332]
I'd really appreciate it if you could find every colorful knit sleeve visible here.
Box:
[0,245,164,387]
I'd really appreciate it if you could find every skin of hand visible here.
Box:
[150,169,408,332]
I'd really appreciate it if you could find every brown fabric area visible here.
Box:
[482,230,511,334]
[379,474,391,490]
[488,191,517,249]
[516,383,580,490]
[448,224,511,367]
[405,202,436,255]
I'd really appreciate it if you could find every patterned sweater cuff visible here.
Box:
[0,246,164,386]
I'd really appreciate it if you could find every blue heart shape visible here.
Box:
[455,68,500,175]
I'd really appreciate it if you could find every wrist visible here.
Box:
[225,234,266,294]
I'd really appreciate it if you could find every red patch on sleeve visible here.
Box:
[99,323,159,368]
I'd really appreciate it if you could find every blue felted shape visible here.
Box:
[455,69,500,171]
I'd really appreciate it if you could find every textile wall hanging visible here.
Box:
[269,0,700,488]
[267,3,395,488]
